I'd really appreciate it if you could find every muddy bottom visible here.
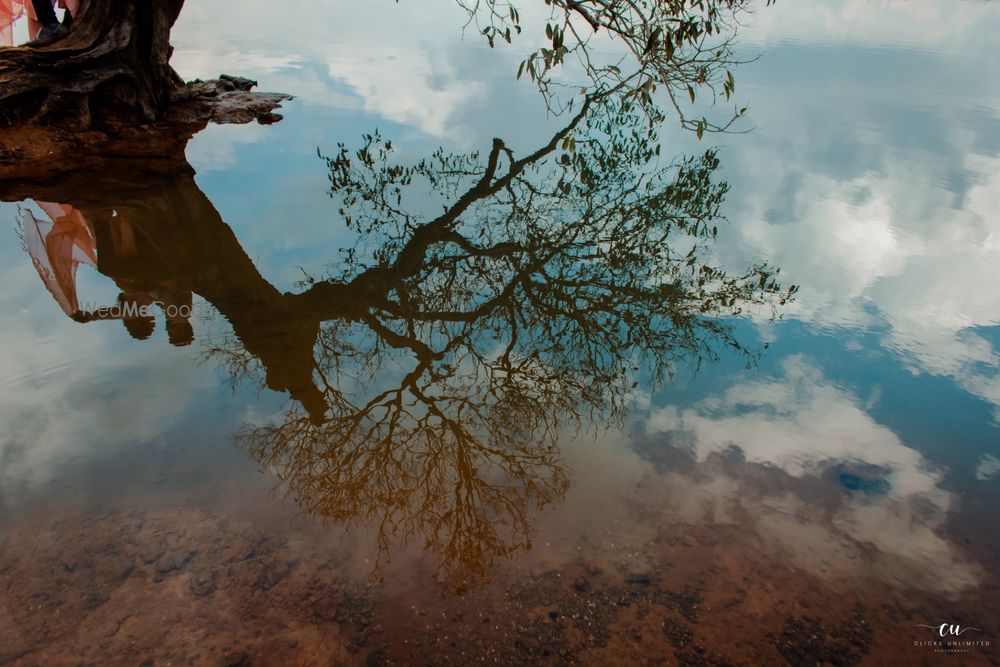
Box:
[1,506,996,666]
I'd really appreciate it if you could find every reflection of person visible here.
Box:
[158,289,195,347]
[116,288,156,340]
[121,283,196,346]
[20,203,196,346]
[0,0,75,48]
[19,202,97,316]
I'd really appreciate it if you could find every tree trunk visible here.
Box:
[0,0,291,178]
[0,0,186,127]
[0,149,329,421]
[0,0,289,132]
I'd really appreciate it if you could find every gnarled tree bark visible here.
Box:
[0,0,291,178]
[1,0,185,126]
[0,0,290,131]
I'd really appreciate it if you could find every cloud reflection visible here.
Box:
[0,285,213,504]
[644,356,981,595]
[716,20,1000,418]
[171,0,494,138]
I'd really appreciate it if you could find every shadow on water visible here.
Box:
[0,91,793,591]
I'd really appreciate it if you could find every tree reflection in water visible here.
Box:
[4,92,794,590]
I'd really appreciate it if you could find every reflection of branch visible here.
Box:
[230,91,794,590]
[241,373,570,588]
[301,94,598,316]
[462,0,773,133]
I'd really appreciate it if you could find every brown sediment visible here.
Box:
[0,509,375,667]
[371,520,997,666]
[2,504,996,666]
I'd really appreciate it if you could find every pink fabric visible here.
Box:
[19,204,98,316]
[0,0,24,45]
[0,0,75,45]
[3,4,91,312]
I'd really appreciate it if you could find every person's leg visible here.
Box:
[30,0,57,26]
[26,0,67,46]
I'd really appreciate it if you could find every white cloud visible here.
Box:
[644,357,981,595]
[712,9,1000,414]
[743,0,1000,52]
[976,453,1000,481]
[185,121,269,172]
[0,236,215,500]
[170,0,494,137]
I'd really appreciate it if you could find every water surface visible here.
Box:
[1,1,999,664]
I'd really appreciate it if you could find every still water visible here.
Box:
[1,0,999,664]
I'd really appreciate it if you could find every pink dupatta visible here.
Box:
[19,204,98,316]
[0,0,78,45]
[0,0,24,45]
[5,2,91,316]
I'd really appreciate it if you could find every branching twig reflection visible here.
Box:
[231,93,794,588]
[5,85,794,591]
